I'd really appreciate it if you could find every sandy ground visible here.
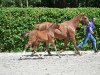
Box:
[0,51,100,75]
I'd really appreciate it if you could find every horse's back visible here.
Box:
[34,22,53,30]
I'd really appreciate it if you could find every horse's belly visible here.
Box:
[55,33,66,40]
[39,36,48,41]
[37,32,48,41]
[54,29,67,39]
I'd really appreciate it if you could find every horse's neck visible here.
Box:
[70,16,81,28]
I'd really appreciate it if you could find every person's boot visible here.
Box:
[94,49,98,53]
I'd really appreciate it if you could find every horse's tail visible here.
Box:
[21,32,29,38]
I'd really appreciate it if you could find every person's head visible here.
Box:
[92,17,96,22]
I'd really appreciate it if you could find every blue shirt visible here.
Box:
[85,22,94,36]
[90,21,95,29]
[85,25,91,36]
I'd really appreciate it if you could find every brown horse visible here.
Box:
[34,13,87,55]
[22,23,61,58]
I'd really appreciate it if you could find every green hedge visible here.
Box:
[0,7,100,52]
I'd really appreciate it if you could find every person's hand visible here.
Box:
[91,31,94,34]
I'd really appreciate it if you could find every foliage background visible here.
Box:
[0,0,100,8]
[0,7,100,52]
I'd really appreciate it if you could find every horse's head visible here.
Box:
[79,13,89,23]
[81,16,89,24]
[82,16,90,25]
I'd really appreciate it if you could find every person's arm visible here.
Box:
[90,27,94,34]
[90,21,95,29]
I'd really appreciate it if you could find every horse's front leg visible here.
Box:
[69,33,81,55]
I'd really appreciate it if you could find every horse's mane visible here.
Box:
[68,13,85,28]
[70,14,84,22]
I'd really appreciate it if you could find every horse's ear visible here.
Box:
[79,13,85,16]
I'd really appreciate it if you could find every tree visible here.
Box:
[55,0,67,8]
[69,0,79,7]
[26,0,28,7]
[20,0,23,7]
[0,0,100,7]
[41,0,67,8]
[1,0,15,7]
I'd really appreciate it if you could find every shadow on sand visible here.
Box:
[18,53,76,60]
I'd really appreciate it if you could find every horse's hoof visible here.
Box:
[19,57,23,60]
[75,51,81,56]
[47,51,52,56]
[60,50,64,53]
[48,54,52,56]
[78,53,82,56]
[58,56,61,58]
[31,52,36,56]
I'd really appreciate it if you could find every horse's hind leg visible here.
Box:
[60,37,69,53]
[51,40,61,58]
[20,41,33,59]
[23,40,34,55]
[31,42,38,55]
[22,44,29,55]
[45,41,52,56]
[69,33,81,55]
